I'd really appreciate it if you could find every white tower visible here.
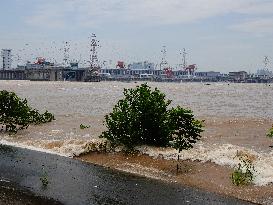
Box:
[1,49,12,70]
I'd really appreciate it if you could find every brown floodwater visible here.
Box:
[0,80,273,186]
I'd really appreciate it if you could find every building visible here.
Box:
[194,71,221,80]
[229,71,248,82]
[1,49,12,70]
[128,61,155,70]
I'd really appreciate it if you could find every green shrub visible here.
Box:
[100,84,203,152]
[169,106,203,152]
[0,90,55,133]
[231,156,255,186]
[100,84,172,150]
[80,124,90,129]
[267,127,273,138]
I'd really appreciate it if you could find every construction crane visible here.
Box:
[180,48,197,76]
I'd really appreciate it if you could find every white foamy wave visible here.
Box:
[0,138,107,157]
[0,139,67,157]
[1,136,273,185]
[137,144,273,186]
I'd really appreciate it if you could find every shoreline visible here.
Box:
[0,145,253,205]
[76,151,273,204]
[0,117,272,204]
[1,81,273,204]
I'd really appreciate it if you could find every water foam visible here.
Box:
[1,136,272,186]
[0,138,107,157]
[137,144,273,186]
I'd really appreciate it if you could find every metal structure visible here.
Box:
[180,48,187,70]
[185,64,197,75]
[89,33,100,72]
[84,34,101,82]
[179,48,197,76]
[63,41,70,67]
[263,56,269,71]
[116,61,125,69]
[159,46,169,70]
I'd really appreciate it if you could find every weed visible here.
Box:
[267,127,273,138]
[231,155,255,186]
[40,173,49,187]
[80,124,90,129]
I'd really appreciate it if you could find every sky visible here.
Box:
[1,0,273,72]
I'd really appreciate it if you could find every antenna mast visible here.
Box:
[179,48,187,70]
[160,46,168,70]
[264,56,269,71]
[89,33,100,71]
[182,48,187,69]
[63,41,70,66]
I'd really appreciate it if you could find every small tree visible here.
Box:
[100,84,204,155]
[168,106,203,172]
[0,90,54,133]
[100,84,172,150]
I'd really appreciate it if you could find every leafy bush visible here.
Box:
[267,127,273,138]
[80,124,90,129]
[169,106,203,152]
[0,90,55,133]
[231,156,255,186]
[100,84,203,151]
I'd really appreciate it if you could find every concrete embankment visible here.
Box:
[0,145,253,205]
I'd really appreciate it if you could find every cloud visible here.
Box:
[120,0,249,24]
[238,1,273,15]
[231,18,273,34]
[24,0,269,28]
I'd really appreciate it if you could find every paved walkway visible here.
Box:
[0,145,253,205]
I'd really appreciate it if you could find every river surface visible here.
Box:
[0,80,273,186]
[1,81,273,119]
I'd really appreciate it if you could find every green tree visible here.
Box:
[100,84,204,154]
[100,84,172,150]
[0,90,54,133]
[168,106,203,172]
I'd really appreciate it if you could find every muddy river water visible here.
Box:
[0,80,273,186]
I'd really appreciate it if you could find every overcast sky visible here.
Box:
[1,0,273,72]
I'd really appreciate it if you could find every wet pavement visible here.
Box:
[0,179,62,205]
[0,145,253,205]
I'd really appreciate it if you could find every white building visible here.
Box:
[1,49,12,70]
[128,61,155,70]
